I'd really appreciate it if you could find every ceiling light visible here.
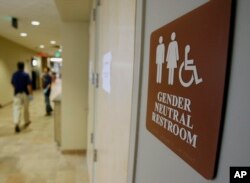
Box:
[39,45,45,49]
[50,40,56,44]
[20,32,27,37]
[31,21,40,26]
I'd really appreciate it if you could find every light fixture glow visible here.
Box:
[50,40,56,44]
[50,57,63,62]
[39,45,45,49]
[31,21,40,26]
[32,59,38,66]
[20,32,27,37]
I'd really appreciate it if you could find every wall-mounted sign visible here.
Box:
[146,0,233,179]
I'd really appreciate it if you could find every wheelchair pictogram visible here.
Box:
[178,45,203,87]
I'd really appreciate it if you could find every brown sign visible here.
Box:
[146,0,233,179]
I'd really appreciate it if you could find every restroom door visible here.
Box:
[89,0,136,183]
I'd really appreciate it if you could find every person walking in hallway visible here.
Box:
[42,66,53,116]
[11,61,32,133]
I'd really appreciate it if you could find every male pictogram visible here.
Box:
[156,36,165,83]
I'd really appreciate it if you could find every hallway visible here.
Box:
[0,91,88,183]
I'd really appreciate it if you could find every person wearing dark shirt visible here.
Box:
[11,61,32,133]
[42,67,53,116]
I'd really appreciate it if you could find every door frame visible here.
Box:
[87,0,101,183]
[127,0,145,183]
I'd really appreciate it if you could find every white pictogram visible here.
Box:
[156,36,165,83]
[155,33,203,87]
[179,45,203,87]
[166,32,179,85]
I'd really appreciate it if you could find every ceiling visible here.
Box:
[0,0,92,56]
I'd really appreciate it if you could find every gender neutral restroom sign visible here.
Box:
[146,0,233,179]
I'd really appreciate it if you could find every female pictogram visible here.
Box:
[179,45,203,87]
[166,32,179,85]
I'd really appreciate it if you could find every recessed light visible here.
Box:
[39,45,45,49]
[50,40,56,44]
[20,32,27,37]
[31,21,40,26]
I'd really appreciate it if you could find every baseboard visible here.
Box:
[61,149,86,155]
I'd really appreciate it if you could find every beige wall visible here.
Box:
[132,0,250,183]
[0,36,36,105]
[61,22,89,150]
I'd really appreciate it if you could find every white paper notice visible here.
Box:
[102,52,112,93]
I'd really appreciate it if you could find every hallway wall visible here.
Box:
[0,36,35,106]
[132,0,250,183]
[61,22,89,150]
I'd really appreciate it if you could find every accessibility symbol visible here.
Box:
[179,45,203,87]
